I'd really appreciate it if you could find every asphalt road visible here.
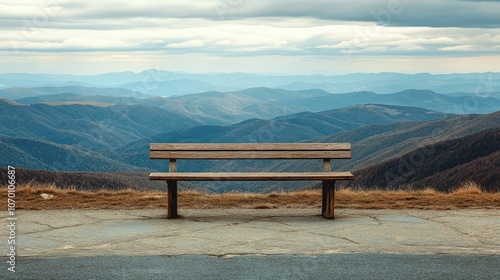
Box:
[5,253,500,280]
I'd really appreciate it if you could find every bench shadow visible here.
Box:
[141,212,341,224]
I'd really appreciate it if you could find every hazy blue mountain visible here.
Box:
[17,93,145,106]
[0,73,105,89]
[2,71,499,94]
[236,87,330,101]
[145,91,298,124]
[11,85,499,124]
[117,104,451,171]
[0,100,201,150]
[152,87,500,116]
[119,79,223,96]
[141,87,499,125]
[1,93,497,192]
[0,86,149,99]
[289,89,500,114]
[278,72,500,94]
[12,89,300,124]
[0,136,143,172]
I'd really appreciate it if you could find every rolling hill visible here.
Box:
[1,80,497,193]
[139,91,300,124]
[165,111,500,192]
[0,137,141,171]
[117,104,450,170]
[317,111,500,171]
[119,79,223,96]
[17,93,144,106]
[288,89,500,114]
[352,128,500,192]
[0,99,201,150]
[0,103,451,175]
[0,86,150,99]
[6,86,500,125]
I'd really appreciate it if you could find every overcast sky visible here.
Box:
[1,0,499,74]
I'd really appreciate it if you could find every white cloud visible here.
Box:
[0,0,499,74]
[166,39,205,49]
[439,45,476,51]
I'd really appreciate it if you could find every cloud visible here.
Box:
[2,0,499,28]
[0,0,499,74]
[440,45,476,51]
[166,39,205,49]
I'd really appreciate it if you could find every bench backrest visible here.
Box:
[150,143,352,160]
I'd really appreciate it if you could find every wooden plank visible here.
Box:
[150,150,351,159]
[150,143,351,151]
[149,172,354,181]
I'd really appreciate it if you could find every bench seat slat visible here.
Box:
[149,172,354,181]
[150,143,351,151]
[150,151,351,159]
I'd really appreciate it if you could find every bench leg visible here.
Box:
[322,180,336,219]
[322,180,327,215]
[167,180,178,219]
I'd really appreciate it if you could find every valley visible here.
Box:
[1,71,499,193]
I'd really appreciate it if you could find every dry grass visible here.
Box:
[1,181,499,211]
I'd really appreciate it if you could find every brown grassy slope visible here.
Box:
[1,181,499,210]
[351,128,500,192]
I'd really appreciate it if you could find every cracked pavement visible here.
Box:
[2,209,499,258]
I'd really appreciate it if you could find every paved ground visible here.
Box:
[2,208,499,279]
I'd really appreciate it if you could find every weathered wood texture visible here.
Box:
[150,143,352,159]
[151,143,351,151]
[150,151,351,159]
[150,172,354,181]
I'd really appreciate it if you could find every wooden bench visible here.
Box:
[149,143,354,219]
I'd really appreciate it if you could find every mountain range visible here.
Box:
[0,71,499,193]
[352,128,500,192]
[0,100,201,151]
[142,111,499,193]
[1,71,499,95]
[4,87,500,126]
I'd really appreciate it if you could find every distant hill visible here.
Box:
[139,91,300,125]
[289,89,500,114]
[0,137,142,171]
[0,86,149,99]
[0,100,201,150]
[0,102,451,173]
[191,111,500,192]
[319,111,500,171]
[112,105,455,193]
[1,78,497,193]
[7,87,500,123]
[117,104,450,170]
[2,71,499,94]
[2,110,498,192]
[17,93,144,106]
[119,79,223,96]
[352,128,500,192]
